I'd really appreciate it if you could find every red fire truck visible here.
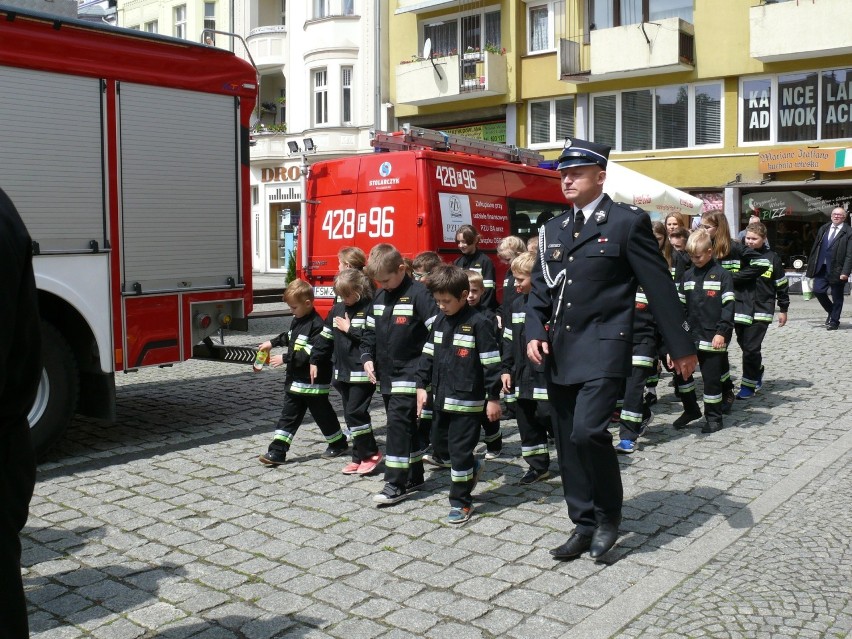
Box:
[299,127,567,315]
[0,6,258,454]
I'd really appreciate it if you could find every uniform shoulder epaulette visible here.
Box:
[613,201,644,215]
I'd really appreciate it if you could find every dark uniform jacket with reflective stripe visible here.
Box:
[526,195,694,385]
[360,275,436,395]
[455,249,498,311]
[678,259,735,351]
[312,296,372,384]
[271,309,332,390]
[502,294,548,401]
[416,304,503,413]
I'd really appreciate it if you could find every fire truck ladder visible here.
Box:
[371,126,544,166]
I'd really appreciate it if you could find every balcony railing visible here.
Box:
[751,0,852,62]
[395,52,508,106]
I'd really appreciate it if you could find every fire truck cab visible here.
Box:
[0,6,257,455]
[300,127,568,315]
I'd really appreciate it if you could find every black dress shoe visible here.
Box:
[550,532,592,560]
[827,323,839,331]
[590,523,619,559]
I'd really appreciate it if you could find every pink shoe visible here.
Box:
[357,452,383,475]
[341,461,361,475]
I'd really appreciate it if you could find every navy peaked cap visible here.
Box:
[556,138,610,170]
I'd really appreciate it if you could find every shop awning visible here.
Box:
[604,161,703,219]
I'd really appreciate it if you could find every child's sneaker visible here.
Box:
[484,448,502,460]
[614,439,637,454]
[644,390,658,406]
[423,453,451,468]
[372,483,407,506]
[518,468,550,485]
[341,461,361,475]
[405,476,425,492]
[736,386,755,399]
[322,443,349,459]
[673,409,702,430]
[447,505,473,525]
[356,452,383,476]
[259,449,286,466]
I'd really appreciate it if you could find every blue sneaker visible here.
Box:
[447,505,473,525]
[736,387,755,399]
[614,439,636,454]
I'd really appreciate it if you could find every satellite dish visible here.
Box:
[423,37,443,80]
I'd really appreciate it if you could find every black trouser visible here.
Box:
[675,350,725,426]
[735,322,768,390]
[619,342,657,441]
[270,391,345,453]
[0,418,36,639]
[417,392,433,453]
[814,269,845,325]
[445,411,481,508]
[431,409,449,462]
[334,381,378,463]
[550,377,623,536]
[516,398,551,474]
[382,393,424,488]
[479,413,502,453]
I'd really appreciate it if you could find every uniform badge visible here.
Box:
[595,211,606,223]
[461,325,472,333]
[562,217,570,229]
[710,274,716,279]
[456,348,470,358]
[395,316,407,325]
[706,290,717,297]
[682,321,691,331]
[597,237,608,243]
[546,247,563,260]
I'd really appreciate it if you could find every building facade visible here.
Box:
[389,0,852,268]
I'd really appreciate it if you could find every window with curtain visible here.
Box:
[593,82,722,150]
[655,85,688,150]
[589,0,693,28]
[528,4,550,53]
[695,84,721,145]
[530,97,575,146]
[204,2,216,42]
[341,67,352,125]
[425,20,458,56]
[485,11,501,49]
[593,94,617,148]
[622,90,653,151]
[313,69,328,126]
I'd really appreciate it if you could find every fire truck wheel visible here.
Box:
[27,322,79,458]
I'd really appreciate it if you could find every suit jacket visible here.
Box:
[526,194,694,385]
[806,222,852,283]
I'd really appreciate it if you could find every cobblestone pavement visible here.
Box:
[24,296,852,638]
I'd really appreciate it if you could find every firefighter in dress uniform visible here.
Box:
[525,139,698,561]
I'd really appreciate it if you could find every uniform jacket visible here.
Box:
[360,275,437,395]
[806,222,852,283]
[498,271,520,328]
[678,259,735,352]
[719,242,770,322]
[270,309,332,394]
[0,187,42,427]
[455,249,498,310]
[416,304,503,413]
[734,246,790,325]
[502,294,548,401]
[526,195,694,385]
[312,296,373,384]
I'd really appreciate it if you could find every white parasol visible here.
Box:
[604,161,703,219]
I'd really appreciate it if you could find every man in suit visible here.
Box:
[0,186,42,637]
[806,207,852,330]
[526,139,697,560]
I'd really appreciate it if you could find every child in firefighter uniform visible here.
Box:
[312,269,383,475]
[258,280,348,466]
[734,221,789,399]
[500,251,553,484]
[416,265,503,524]
[613,282,660,454]
[454,224,498,311]
[464,269,503,459]
[361,244,437,506]
[672,229,736,434]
